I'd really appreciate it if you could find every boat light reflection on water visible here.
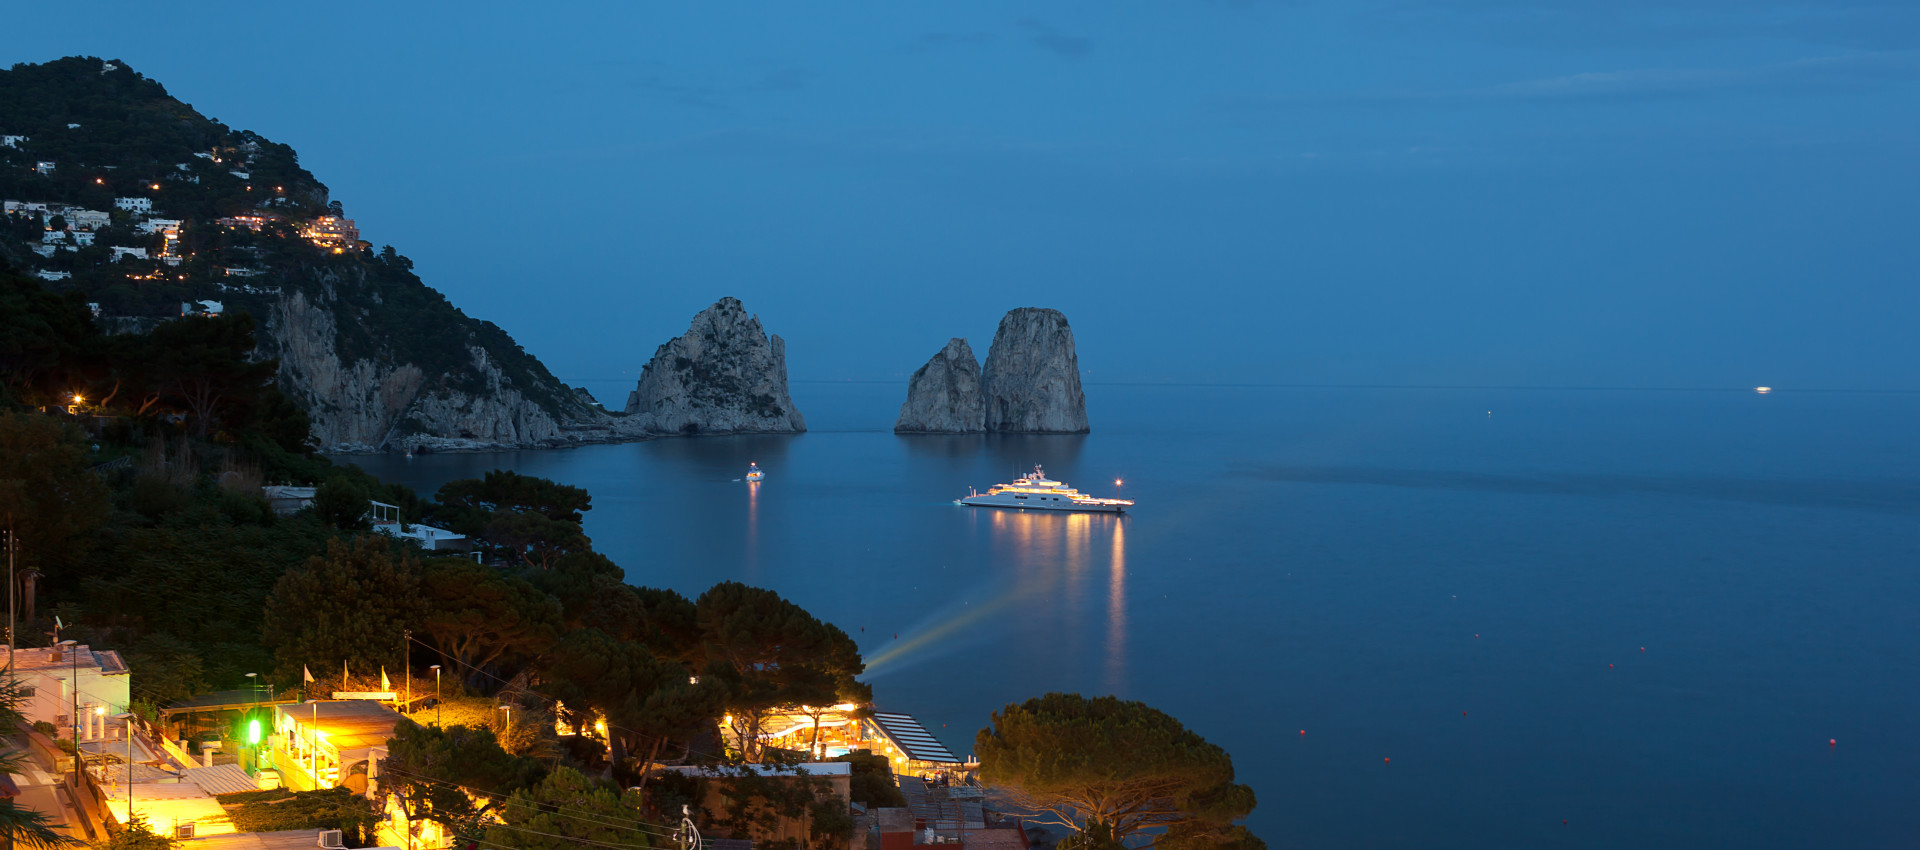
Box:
[864,509,1129,691]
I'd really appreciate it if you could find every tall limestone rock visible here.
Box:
[623,297,806,435]
[895,338,985,433]
[982,307,1090,433]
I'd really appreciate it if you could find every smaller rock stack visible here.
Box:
[894,308,1089,434]
[895,338,986,433]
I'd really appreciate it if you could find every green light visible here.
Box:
[247,719,261,745]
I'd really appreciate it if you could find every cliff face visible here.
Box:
[622,298,806,435]
[895,338,985,433]
[255,267,625,453]
[982,307,1089,433]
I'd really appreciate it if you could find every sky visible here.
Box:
[7,2,1918,395]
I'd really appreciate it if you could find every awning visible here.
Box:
[870,712,961,763]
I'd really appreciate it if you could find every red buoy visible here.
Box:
[1299,730,1305,736]
[1609,664,1614,668]
[1384,757,1390,764]
[1640,647,1645,652]
[1830,739,1837,747]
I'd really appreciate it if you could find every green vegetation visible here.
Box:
[977,693,1264,849]
[216,787,378,843]
[483,766,656,850]
[90,816,171,850]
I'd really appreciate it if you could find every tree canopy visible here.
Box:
[696,582,870,762]
[976,693,1263,849]
[261,535,419,683]
[432,470,592,569]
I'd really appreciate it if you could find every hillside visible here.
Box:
[0,56,631,451]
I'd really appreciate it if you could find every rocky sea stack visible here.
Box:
[623,298,806,435]
[895,338,986,433]
[896,308,1089,434]
[983,307,1089,433]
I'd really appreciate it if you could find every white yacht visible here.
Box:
[957,465,1134,513]
[745,463,765,482]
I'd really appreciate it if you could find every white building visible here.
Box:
[35,270,71,281]
[229,170,251,180]
[34,161,54,175]
[369,501,468,552]
[138,218,183,235]
[30,244,56,258]
[114,197,152,213]
[110,246,149,262]
[0,135,26,148]
[71,231,96,247]
[181,300,224,317]
[7,644,132,741]
[63,209,111,231]
[4,201,50,216]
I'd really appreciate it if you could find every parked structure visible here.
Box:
[270,701,399,794]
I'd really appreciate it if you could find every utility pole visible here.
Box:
[6,517,14,682]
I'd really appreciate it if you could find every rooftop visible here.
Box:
[275,700,403,752]
[5,644,128,675]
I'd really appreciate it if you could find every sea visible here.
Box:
[343,382,1920,849]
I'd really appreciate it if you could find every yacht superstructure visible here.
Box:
[957,465,1133,513]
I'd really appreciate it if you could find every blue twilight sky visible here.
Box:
[7,2,1918,395]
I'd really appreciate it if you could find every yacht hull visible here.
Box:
[957,496,1127,513]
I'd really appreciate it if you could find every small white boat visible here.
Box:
[745,463,764,482]
[957,465,1133,513]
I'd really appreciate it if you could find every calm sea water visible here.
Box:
[345,383,1920,849]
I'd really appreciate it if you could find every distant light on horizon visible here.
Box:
[1754,386,1772,394]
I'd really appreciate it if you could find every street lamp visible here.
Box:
[497,705,512,736]
[113,712,134,825]
[244,673,260,771]
[428,666,441,728]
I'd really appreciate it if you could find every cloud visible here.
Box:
[1018,19,1093,58]
[1218,50,1920,110]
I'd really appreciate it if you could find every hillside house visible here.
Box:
[137,218,183,235]
[110,247,149,262]
[64,208,111,230]
[30,244,56,257]
[299,216,359,251]
[229,170,251,180]
[262,485,317,515]
[368,501,468,552]
[0,134,26,148]
[218,214,275,231]
[6,643,132,741]
[181,300,224,317]
[35,161,54,175]
[35,270,70,281]
[4,200,50,215]
[114,197,153,213]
